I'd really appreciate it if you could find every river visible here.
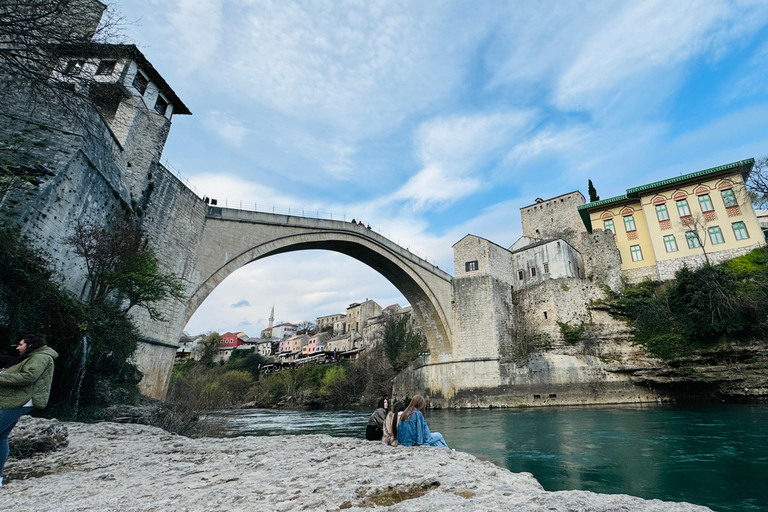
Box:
[209,403,768,512]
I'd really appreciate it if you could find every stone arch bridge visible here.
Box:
[139,205,454,398]
[190,206,454,350]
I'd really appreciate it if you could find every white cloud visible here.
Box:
[555,0,768,111]
[392,164,484,212]
[486,3,618,90]
[183,251,409,336]
[167,0,223,73]
[726,41,768,101]
[392,111,537,210]
[504,125,591,167]
[205,111,249,146]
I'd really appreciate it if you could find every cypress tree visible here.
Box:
[588,179,600,202]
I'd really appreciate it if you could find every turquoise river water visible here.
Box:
[211,403,768,512]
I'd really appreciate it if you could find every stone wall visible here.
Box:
[520,191,586,240]
[0,83,206,399]
[655,245,763,281]
[622,264,661,284]
[0,88,132,299]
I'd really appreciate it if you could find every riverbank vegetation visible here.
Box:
[0,222,184,421]
[601,247,768,358]
[159,315,427,434]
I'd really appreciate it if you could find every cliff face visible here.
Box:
[626,343,768,402]
[394,327,768,408]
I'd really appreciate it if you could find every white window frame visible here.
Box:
[732,221,749,241]
[708,226,724,245]
[663,235,678,252]
[655,204,669,221]
[721,189,737,208]
[132,70,149,95]
[623,215,636,232]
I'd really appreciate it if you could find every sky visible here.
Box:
[117,0,768,336]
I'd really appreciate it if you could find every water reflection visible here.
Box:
[426,404,768,512]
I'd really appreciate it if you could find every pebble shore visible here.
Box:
[1,419,713,511]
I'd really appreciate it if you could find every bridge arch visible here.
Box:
[186,213,453,356]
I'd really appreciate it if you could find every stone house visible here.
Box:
[256,340,276,359]
[361,304,419,348]
[175,334,203,361]
[450,158,764,349]
[268,323,297,340]
[578,159,764,282]
[0,3,197,398]
[325,333,358,354]
[316,313,345,335]
[345,300,382,335]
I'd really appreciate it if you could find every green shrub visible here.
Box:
[604,248,768,358]
[557,321,587,344]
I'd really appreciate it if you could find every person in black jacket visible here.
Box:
[365,397,388,440]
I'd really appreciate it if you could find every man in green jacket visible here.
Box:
[0,333,58,487]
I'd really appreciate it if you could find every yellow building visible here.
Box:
[578,159,764,282]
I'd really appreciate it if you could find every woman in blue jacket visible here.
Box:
[396,395,449,448]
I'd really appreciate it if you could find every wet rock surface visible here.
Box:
[0,420,713,511]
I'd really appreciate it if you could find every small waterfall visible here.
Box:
[69,335,91,413]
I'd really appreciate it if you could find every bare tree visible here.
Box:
[65,217,185,320]
[746,156,768,209]
[0,163,54,212]
[295,320,316,333]
[0,0,126,106]
[679,211,713,266]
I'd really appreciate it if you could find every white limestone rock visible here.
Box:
[1,421,713,511]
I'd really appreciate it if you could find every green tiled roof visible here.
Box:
[625,159,754,196]
[577,158,755,232]
[577,195,634,233]
[577,194,630,211]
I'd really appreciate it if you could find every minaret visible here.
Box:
[268,306,274,329]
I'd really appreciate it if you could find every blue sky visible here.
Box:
[118,0,768,335]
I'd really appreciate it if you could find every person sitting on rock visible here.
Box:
[365,397,388,441]
[396,395,448,448]
[382,401,405,446]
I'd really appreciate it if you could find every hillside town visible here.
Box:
[176,301,419,369]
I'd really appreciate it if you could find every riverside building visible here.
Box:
[578,159,763,282]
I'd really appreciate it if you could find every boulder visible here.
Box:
[8,416,68,458]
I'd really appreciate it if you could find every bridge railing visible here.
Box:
[160,159,444,270]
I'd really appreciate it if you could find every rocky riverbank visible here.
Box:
[1,417,713,511]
